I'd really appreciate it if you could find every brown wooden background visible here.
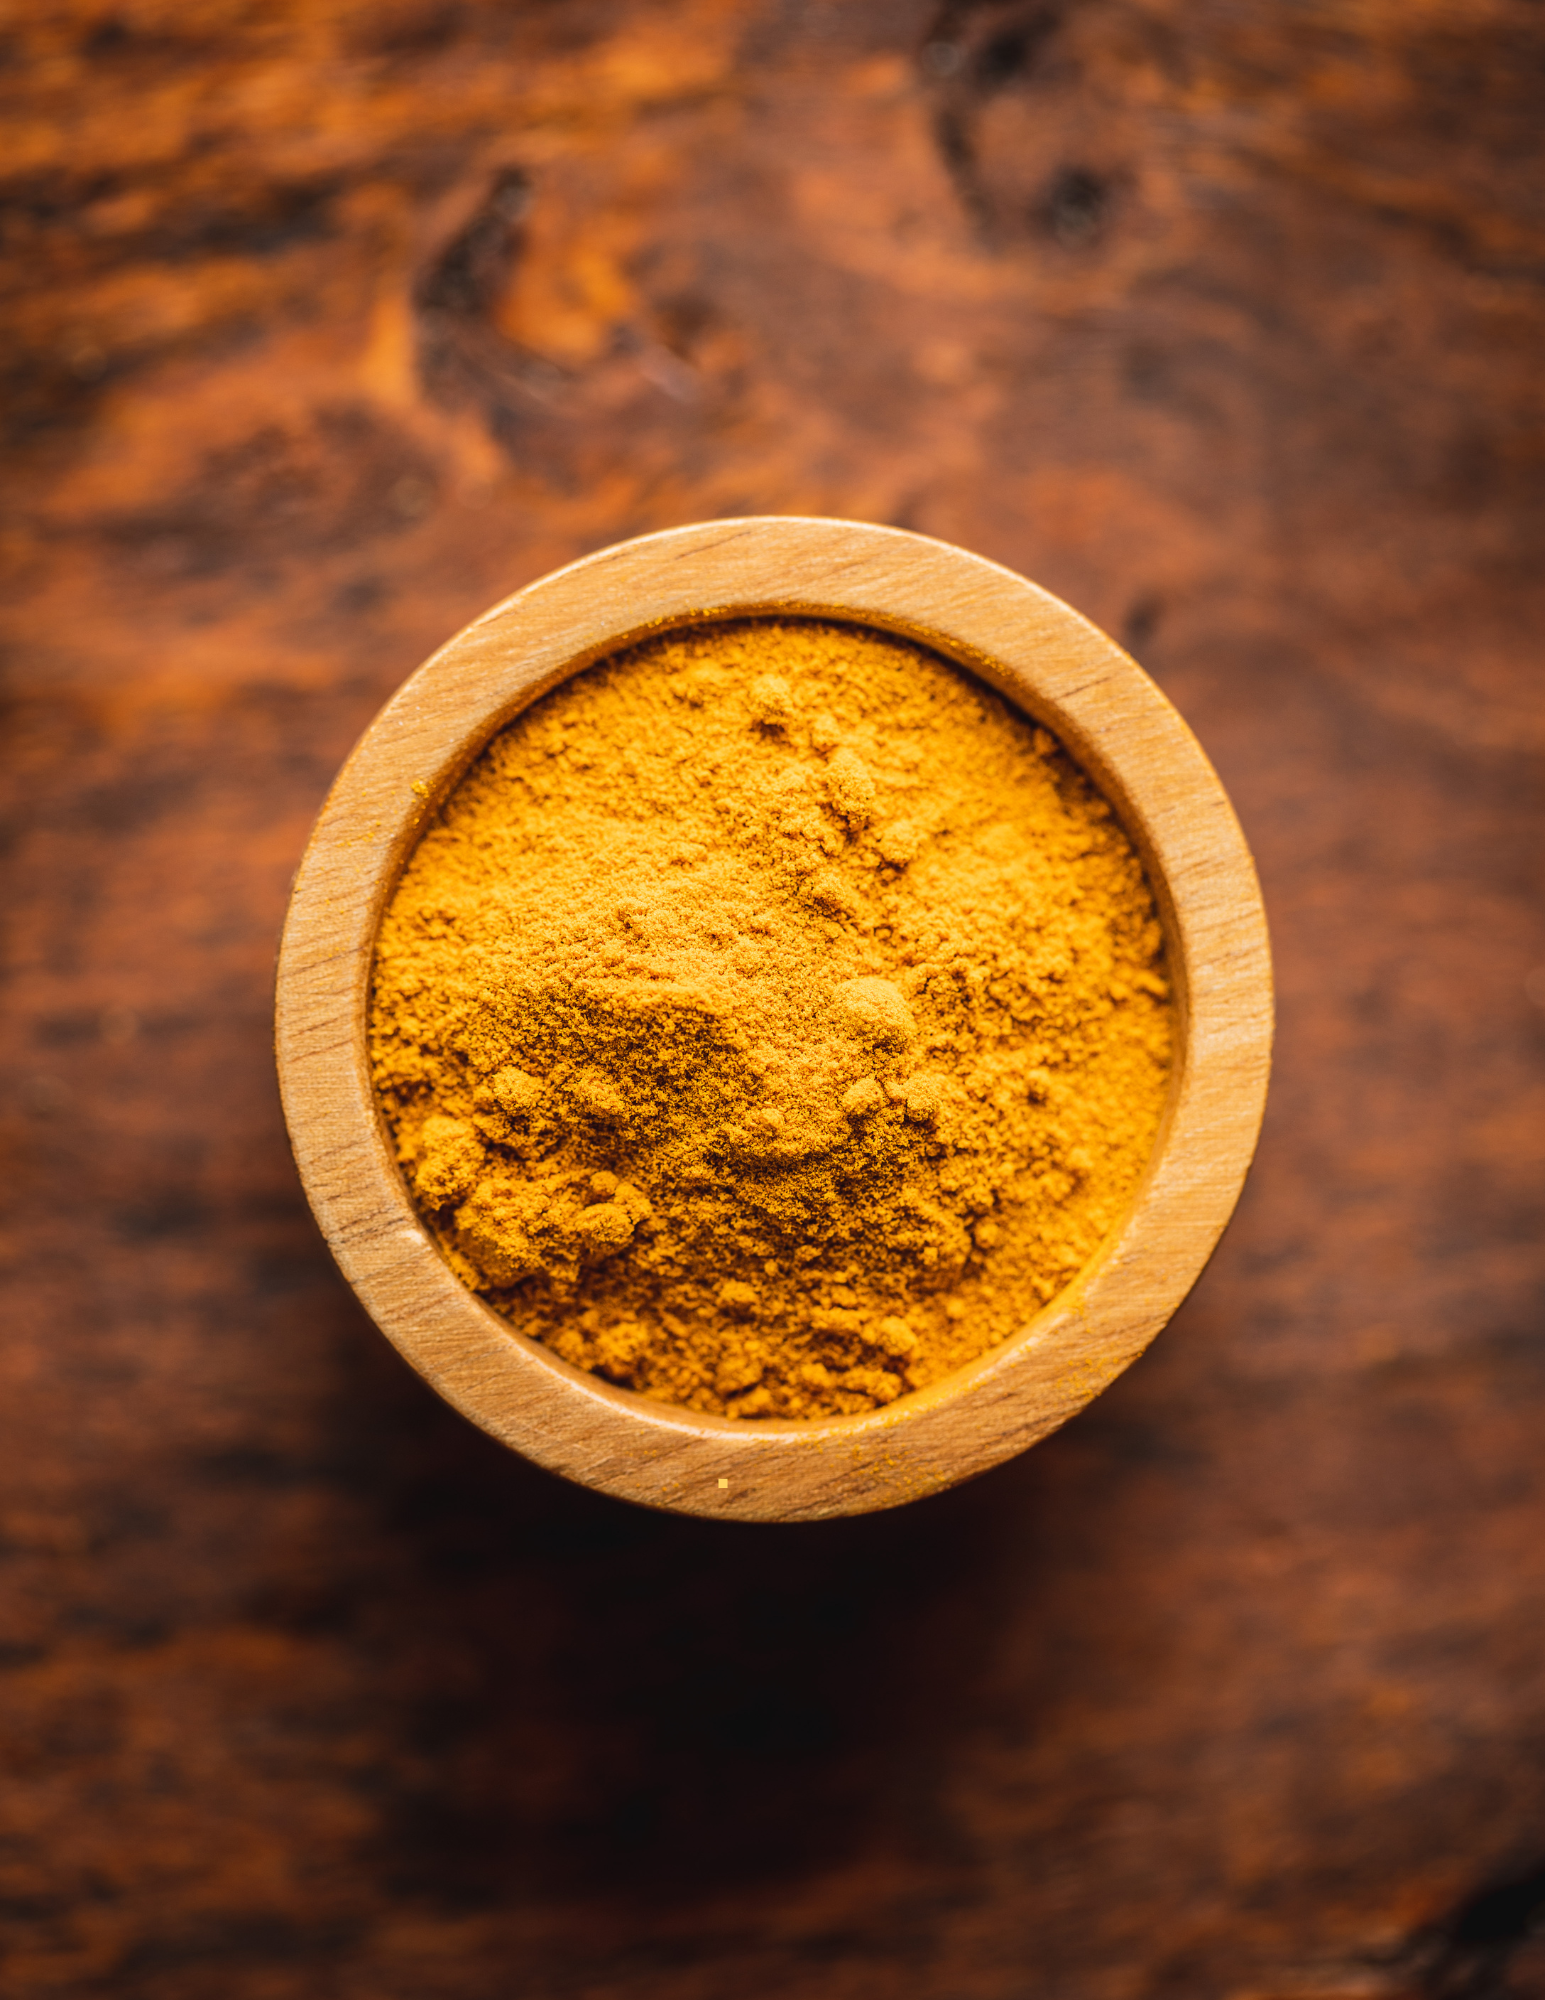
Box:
[4,4,1544,1995]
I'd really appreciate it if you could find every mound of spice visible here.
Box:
[369,618,1172,1420]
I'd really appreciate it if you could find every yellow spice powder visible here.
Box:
[369,617,1172,1419]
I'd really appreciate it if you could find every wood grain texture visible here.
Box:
[276,518,1272,1519]
[3,1,1545,1994]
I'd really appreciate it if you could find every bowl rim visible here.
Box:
[275,515,1272,1521]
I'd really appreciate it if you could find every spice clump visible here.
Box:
[369,618,1172,1419]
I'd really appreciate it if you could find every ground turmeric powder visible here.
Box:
[369,618,1171,1419]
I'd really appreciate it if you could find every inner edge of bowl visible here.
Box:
[276,517,1272,1522]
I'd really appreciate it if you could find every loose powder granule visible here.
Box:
[369,618,1172,1420]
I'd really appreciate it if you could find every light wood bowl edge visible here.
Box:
[274,517,1273,1521]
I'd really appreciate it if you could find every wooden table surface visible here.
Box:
[3,4,1543,1995]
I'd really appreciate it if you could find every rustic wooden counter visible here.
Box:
[3,4,1543,1995]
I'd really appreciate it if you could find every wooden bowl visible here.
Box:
[275,518,1271,1521]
